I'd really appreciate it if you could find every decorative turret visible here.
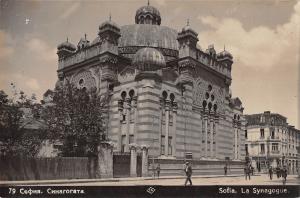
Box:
[57,38,76,60]
[217,46,233,77]
[135,1,161,25]
[98,15,121,54]
[77,34,90,50]
[217,47,233,65]
[177,19,198,59]
[206,44,216,57]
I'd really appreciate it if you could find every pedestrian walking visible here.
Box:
[244,164,251,180]
[269,166,273,180]
[282,166,287,185]
[224,165,228,176]
[276,166,280,178]
[152,163,156,179]
[156,164,161,179]
[184,162,193,186]
[251,166,254,175]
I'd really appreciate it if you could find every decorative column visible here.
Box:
[164,100,170,156]
[132,96,138,144]
[129,143,138,177]
[237,121,241,160]
[117,100,123,151]
[210,114,214,158]
[204,112,208,158]
[159,98,163,156]
[97,141,114,178]
[172,102,178,157]
[124,98,131,152]
[214,116,219,159]
[234,122,238,160]
[141,145,149,177]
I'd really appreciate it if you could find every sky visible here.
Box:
[0,0,299,128]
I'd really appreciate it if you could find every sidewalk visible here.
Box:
[0,174,259,186]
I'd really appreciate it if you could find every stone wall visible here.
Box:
[149,159,245,176]
[0,156,91,181]
[0,143,114,181]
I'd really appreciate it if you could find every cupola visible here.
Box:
[57,38,76,60]
[135,1,161,25]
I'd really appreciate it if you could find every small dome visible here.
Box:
[135,4,161,25]
[178,20,198,40]
[57,39,76,51]
[99,20,120,31]
[218,50,233,59]
[181,24,197,35]
[133,47,166,71]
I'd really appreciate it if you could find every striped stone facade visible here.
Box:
[55,3,246,174]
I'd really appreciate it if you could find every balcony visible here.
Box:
[269,136,280,140]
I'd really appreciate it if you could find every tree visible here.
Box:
[42,81,108,157]
[0,88,44,157]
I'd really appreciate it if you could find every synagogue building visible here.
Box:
[55,2,246,176]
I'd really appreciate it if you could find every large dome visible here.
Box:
[133,47,166,71]
[119,24,178,50]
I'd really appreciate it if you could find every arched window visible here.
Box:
[162,91,168,100]
[129,89,135,98]
[202,100,207,109]
[121,91,126,100]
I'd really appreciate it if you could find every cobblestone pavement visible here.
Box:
[49,174,300,186]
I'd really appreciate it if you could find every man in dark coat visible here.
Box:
[276,166,281,178]
[269,166,273,180]
[251,166,254,175]
[184,162,193,186]
[244,164,251,180]
[282,166,287,185]
[224,165,228,176]
[156,164,161,179]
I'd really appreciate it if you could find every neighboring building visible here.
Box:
[245,111,300,174]
[54,3,246,175]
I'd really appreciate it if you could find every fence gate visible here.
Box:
[113,152,130,178]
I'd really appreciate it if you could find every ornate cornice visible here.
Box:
[118,46,178,58]
[99,54,118,65]
[178,58,196,70]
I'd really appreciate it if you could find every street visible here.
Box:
[41,174,300,186]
